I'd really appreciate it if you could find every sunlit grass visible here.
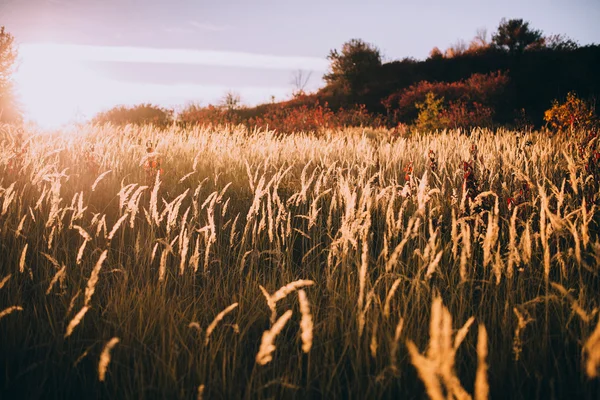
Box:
[0,123,599,399]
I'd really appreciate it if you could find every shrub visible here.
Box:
[415,92,448,132]
[382,71,509,126]
[178,103,243,127]
[544,92,597,133]
[92,104,174,128]
[442,101,494,130]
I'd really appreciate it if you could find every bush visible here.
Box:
[93,104,174,128]
[415,92,448,132]
[382,71,509,126]
[544,91,597,133]
[178,103,243,127]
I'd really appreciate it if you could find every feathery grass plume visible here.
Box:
[459,221,471,281]
[158,246,170,282]
[390,317,405,373]
[256,309,293,365]
[178,228,191,275]
[297,289,313,353]
[65,306,89,338]
[66,290,81,317]
[91,170,112,192]
[76,236,90,265]
[584,317,600,378]
[98,337,120,382]
[262,280,315,324]
[385,216,419,272]
[358,292,374,338]
[358,221,370,314]
[189,322,202,333]
[520,219,532,264]
[550,282,598,323]
[149,173,161,225]
[370,318,379,358]
[507,207,520,278]
[482,197,499,269]
[259,285,276,323]
[46,264,66,295]
[406,341,444,400]
[383,278,402,318]
[15,214,27,237]
[1,182,16,216]
[0,306,23,320]
[205,302,238,345]
[197,384,205,400]
[407,296,474,400]
[0,274,11,289]
[19,243,28,274]
[512,307,532,361]
[74,344,95,367]
[84,250,108,306]
[474,325,489,400]
[107,212,129,240]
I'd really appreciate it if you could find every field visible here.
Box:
[0,124,599,399]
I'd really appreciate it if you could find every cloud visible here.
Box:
[19,43,329,71]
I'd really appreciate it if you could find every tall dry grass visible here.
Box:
[0,123,598,398]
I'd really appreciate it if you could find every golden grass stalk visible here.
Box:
[0,306,23,320]
[0,274,11,289]
[512,307,532,361]
[197,384,205,400]
[390,317,404,373]
[297,289,313,353]
[406,341,444,400]
[584,317,600,378]
[98,337,120,382]
[370,318,378,358]
[19,243,28,274]
[205,302,239,345]
[84,250,108,306]
[46,264,66,295]
[256,309,293,365]
[551,282,598,323]
[107,213,129,241]
[262,280,315,324]
[408,296,474,400]
[474,325,489,400]
[15,214,27,237]
[65,306,89,338]
[383,278,402,318]
[91,170,112,192]
[189,322,202,332]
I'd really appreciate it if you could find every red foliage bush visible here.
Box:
[178,100,383,134]
[382,71,509,126]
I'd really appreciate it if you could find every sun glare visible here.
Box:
[14,43,118,128]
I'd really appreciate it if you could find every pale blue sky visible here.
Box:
[1,0,599,126]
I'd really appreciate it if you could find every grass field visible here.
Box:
[0,124,599,399]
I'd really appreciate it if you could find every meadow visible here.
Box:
[0,123,599,399]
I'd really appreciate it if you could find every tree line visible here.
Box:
[1,18,598,131]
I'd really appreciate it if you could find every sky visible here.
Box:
[2,0,600,127]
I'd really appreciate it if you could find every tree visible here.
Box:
[0,26,20,123]
[291,69,312,98]
[324,39,382,97]
[220,91,241,111]
[492,18,543,53]
[543,34,579,51]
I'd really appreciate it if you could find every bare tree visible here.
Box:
[220,91,241,111]
[291,69,312,97]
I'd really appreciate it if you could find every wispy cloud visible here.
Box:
[20,43,329,71]
[188,20,232,32]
